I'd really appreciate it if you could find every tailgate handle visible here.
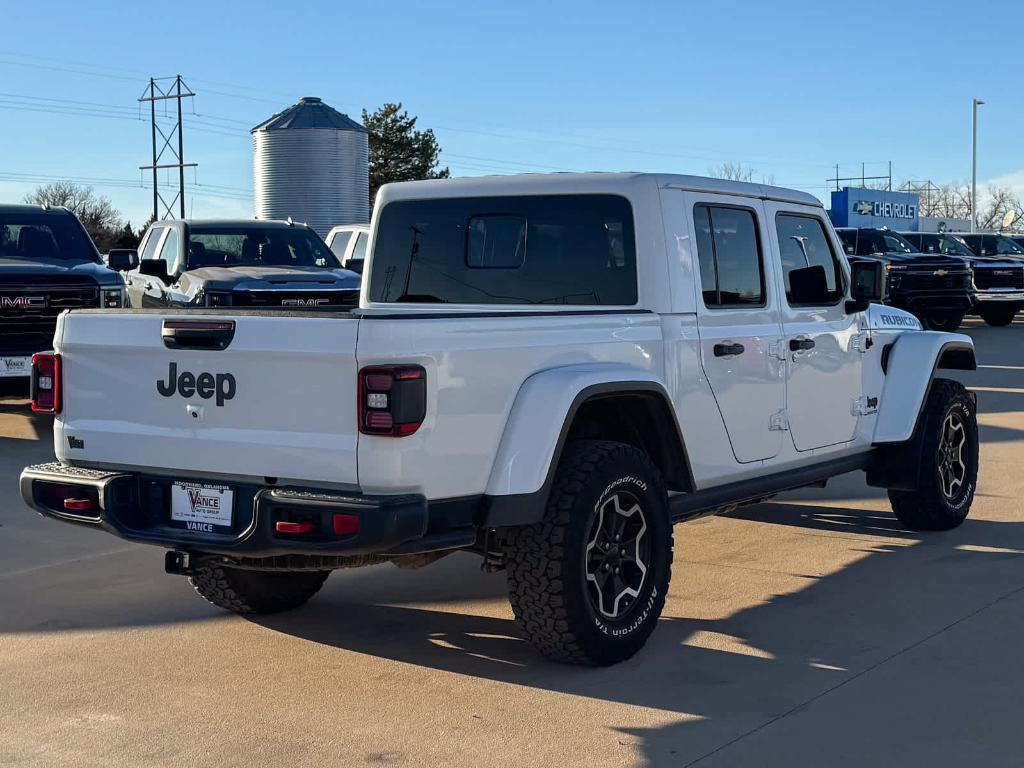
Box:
[162,320,236,351]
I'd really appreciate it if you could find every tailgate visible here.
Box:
[54,312,360,485]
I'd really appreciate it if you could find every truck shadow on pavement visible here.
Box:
[254,502,1024,766]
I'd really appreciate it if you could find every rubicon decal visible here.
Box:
[156,362,236,405]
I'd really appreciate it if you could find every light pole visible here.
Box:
[972,98,985,232]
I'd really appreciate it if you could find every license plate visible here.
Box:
[170,481,234,532]
[0,356,31,377]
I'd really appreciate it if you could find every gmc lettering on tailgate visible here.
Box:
[157,362,236,406]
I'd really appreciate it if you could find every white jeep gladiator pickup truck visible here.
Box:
[21,173,979,665]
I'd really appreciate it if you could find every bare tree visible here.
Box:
[977,185,1024,231]
[24,181,127,251]
[709,162,775,185]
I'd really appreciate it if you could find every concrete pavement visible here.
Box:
[2,318,1023,767]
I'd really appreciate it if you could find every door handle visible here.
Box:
[145,282,155,290]
[713,342,745,357]
[790,338,816,351]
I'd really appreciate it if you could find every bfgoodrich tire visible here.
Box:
[501,440,672,666]
[888,378,978,531]
[189,566,329,614]
[978,304,1019,327]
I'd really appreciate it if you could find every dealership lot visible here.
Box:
[1,319,1022,767]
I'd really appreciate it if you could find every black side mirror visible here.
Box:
[107,248,138,272]
[788,264,830,305]
[846,259,886,313]
[344,259,364,275]
[138,259,171,285]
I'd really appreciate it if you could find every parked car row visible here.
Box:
[835,226,1024,330]
[0,203,369,385]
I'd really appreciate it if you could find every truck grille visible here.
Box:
[0,280,99,353]
[230,289,359,309]
[974,266,1024,290]
[899,270,972,291]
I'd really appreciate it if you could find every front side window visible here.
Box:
[368,195,637,305]
[775,214,843,305]
[158,228,181,274]
[351,232,368,262]
[328,230,353,259]
[141,227,164,260]
[693,204,765,308]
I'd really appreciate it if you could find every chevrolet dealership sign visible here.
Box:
[829,187,921,231]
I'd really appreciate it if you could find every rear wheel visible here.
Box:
[888,379,978,531]
[189,565,329,614]
[502,440,673,666]
[978,304,1019,327]
[922,310,965,332]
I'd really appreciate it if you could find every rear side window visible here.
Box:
[368,195,637,305]
[692,204,765,307]
[775,214,844,306]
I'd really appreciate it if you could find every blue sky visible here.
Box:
[2,0,1022,228]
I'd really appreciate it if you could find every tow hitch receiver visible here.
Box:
[165,550,195,576]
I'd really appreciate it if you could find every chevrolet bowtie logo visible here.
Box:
[854,201,874,215]
[933,269,949,277]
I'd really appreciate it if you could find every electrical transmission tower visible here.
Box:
[139,75,196,220]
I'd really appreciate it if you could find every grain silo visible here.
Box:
[252,97,369,236]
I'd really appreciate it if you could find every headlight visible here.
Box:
[100,287,124,308]
[205,291,232,307]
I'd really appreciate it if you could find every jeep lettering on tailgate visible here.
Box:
[156,362,236,406]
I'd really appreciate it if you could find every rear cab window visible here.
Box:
[367,195,637,305]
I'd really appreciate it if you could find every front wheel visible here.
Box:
[889,379,978,531]
[978,303,1019,327]
[502,440,673,666]
[922,310,966,332]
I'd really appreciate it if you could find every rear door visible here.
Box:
[765,204,862,451]
[687,194,786,463]
[55,312,360,485]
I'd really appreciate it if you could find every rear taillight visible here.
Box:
[31,353,61,414]
[358,365,426,436]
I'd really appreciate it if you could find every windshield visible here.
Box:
[990,235,1024,256]
[851,230,915,256]
[916,233,975,258]
[0,212,98,262]
[187,226,341,269]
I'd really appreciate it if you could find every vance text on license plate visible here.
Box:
[170,482,234,532]
[0,356,30,377]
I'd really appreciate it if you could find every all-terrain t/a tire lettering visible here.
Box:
[502,440,673,666]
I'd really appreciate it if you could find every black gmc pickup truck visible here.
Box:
[836,227,974,331]
[0,204,126,380]
[116,219,360,308]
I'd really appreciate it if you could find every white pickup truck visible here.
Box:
[22,173,979,665]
